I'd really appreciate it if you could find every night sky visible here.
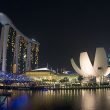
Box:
[1,1,110,71]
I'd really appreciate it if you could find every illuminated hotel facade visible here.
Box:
[0,13,39,74]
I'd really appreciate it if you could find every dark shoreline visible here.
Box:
[0,85,110,90]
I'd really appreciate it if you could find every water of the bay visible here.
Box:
[1,89,110,110]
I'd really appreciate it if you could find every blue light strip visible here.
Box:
[0,71,33,83]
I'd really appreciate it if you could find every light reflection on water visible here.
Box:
[1,89,110,110]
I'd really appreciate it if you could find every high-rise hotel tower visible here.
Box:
[0,13,39,74]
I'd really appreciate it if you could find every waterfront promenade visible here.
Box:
[0,84,110,90]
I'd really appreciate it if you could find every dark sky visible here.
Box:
[1,0,110,71]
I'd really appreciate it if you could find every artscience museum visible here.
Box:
[71,48,110,83]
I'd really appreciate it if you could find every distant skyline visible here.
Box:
[1,1,110,70]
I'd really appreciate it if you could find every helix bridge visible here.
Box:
[0,71,33,84]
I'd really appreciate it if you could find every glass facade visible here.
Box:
[0,24,2,39]
[108,54,110,66]
[6,26,16,73]
[31,43,39,70]
[0,24,2,70]
[18,37,27,74]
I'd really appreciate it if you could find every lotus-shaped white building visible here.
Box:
[71,48,110,82]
